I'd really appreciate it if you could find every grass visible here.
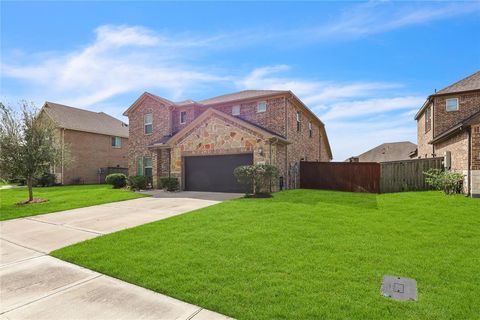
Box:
[0,184,147,221]
[52,190,480,319]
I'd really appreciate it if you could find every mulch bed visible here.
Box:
[244,193,273,198]
[17,198,49,205]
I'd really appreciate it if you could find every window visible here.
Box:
[144,113,153,134]
[308,122,313,138]
[144,157,153,177]
[137,158,143,176]
[111,136,121,148]
[180,111,187,124]
[232,105,240,116]
[446,98,459,111]
[257,101,267,113]
[296,111,301,132]
[425,106,431,132]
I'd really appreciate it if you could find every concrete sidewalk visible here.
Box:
[0,195,235,319]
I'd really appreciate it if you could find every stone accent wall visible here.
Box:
[433,91,480,137]
[170,113,274,189]
[417,104,434,158]
[62,129,128,184]
[127,96,171,184]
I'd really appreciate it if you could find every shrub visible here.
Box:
[160,177,179,191]
[36,172,57,187]
[127,175,148,190]
[105,173,127,189]
[234,164,279,195]
[424,169,464,195]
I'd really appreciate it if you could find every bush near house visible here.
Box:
[234,164,279,196]
[424,169,464,194]
[36,172,57,187]
[160,177,179,191]
[127,175,148,190]
[105,173,127,189]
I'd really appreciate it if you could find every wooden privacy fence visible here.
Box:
[300,161,381,193]
[300,157,444,193]
[380,157,444,193]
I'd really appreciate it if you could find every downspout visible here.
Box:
[168,148,171,178]
[467,128,472,197]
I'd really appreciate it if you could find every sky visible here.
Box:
[1,1,479,160]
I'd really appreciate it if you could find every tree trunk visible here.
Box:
[27,178,33,202]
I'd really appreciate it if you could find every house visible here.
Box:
[346,141,417,163]
[414,71,480,197]
[40,102,129,184]
[123,90,332,192]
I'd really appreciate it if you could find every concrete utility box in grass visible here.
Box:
[381,275,417,301]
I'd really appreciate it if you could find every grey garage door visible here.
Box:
[184,154,253,193]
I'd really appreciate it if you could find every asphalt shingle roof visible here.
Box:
[199,90,288,105]
[351,141,417,163]
[435,71,480,95]
[43,102,129,138]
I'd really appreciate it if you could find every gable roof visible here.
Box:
[149,107,289,148]
[349,141,417,163]
[415,71,480,120]
[199,90,288,105]
[42,102,129,138]
[122,92,174,116]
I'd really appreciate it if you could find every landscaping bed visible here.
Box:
[0,184,147,221]
[52,190,479,319]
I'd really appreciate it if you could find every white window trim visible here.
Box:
[232,105,240,116]
[144,113,153,135]
[112,136,121,148]
[257,101,267,113]
[445,98,459,112]
[180,111,187,124]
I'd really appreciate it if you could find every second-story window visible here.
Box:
[296,111,301,132]
[111,136,121,148]
[232,105,240,116]
[180,111,187,124]
[446,98,459,112]
[257,101,267,113]
[425,105,431,132]
[144,113,153,134]
[308,122,313,138]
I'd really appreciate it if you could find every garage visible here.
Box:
[184,153,253,192]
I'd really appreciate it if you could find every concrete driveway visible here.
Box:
[0,192,238,319]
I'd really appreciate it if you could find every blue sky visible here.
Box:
[2,1,479,160]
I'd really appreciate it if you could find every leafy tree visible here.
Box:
[0,102,66,202]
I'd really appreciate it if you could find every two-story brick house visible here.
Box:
[124,90,332,192]
[415,71,480,197]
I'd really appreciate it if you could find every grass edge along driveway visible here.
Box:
[52,190,480,320]
[0,184,147,221]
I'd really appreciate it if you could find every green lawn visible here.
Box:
[0,184,147,221]
[52,190,479,319]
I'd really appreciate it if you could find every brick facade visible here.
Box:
[417,104,434,158]
[433,92,480,137]
[125,91,332,190]
[60,129,128,184]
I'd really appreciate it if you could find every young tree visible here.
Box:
[0,102,65,202]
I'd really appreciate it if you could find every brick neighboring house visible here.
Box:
[346,141,417,163]
[414,71,480,197]
[40,102,129,184]
[123,90,332,192]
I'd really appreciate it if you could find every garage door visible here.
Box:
[184,154,253,192]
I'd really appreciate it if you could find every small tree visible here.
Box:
[0,102,66,203]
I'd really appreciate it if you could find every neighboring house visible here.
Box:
[123,90,332,192]
[414,71,480,197]
[40,102,129,184]
[346,141,417,163]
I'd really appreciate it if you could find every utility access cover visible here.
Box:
[381,275,417,301]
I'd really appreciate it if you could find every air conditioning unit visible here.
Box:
[444,151,451,170]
